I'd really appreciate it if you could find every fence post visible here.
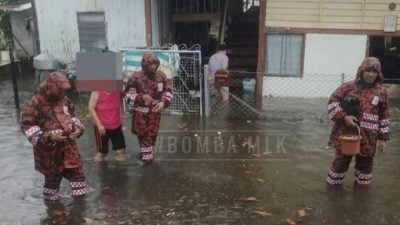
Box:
[203,65,210,117]
[10,48,20,117]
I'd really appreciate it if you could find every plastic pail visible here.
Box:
[339,125,361,155]
[243,78,256,94]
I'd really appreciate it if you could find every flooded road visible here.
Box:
[1,74,400,225]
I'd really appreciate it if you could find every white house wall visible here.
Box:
[34,0,146,63]
[151,0,160,47]
[263,34,367,98]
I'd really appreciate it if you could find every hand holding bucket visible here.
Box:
[339,124,361,155]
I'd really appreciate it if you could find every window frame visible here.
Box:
[265,32,305,77]
[77,11,108,53]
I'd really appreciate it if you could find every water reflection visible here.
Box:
[96,162,129,205]
[41,199,87,225]
[323,182,374,225]
[93,162,130,223]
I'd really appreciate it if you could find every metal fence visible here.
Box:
[262,73,400,99]
[261,74,400,121]
[263,73,354,99]
[118,46,400,121]
[202,72,400,121]
[4,56,400,123]
[120,47,265,120]
[203,69,264,120]
[202,72,359,120]
[202,71,357,120]
[121,45,203,116]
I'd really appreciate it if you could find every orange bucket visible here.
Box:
[339,125,362,155]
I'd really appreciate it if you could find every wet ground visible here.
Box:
[1,73,400,225]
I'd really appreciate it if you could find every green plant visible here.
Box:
[0,0,18,50]
[0,13,11,50]
[0,31,10,50]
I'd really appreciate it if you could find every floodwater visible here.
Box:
[0,73,400,225]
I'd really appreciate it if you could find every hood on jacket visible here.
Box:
[36,72,68,102]
[141,52,160,77]
[356,57,383,84]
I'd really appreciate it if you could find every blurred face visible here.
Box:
[142,52,159,75]
[56,75,71,90]
[362,69,378,85]
[148,61,158,73]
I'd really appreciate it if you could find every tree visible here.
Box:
[0,12,11,50]
[0,0,29,49]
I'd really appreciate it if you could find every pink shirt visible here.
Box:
[95,91,121,129]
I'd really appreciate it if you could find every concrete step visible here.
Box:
[229,56,258,67]
[227,24,258,33]
[225,41,258,47]
[225,36,258,43]
[228,48,258,57]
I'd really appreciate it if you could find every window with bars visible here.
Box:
[265,33,304,76]
[77,12,107,52]
[243,0,259,12]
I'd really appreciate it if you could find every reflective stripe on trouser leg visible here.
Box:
[141,146,154,161]
[70,180,86,197]
[44,175,62,202]
[355,170,373,186]
[325,169,346,185]
[43,187,60,202]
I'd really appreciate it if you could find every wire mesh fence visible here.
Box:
[171,49,202,114]
[262,74,400,122]
[204,69,264,120]
[204,72,352,120]
[6,56,400,123]
[263,73,355,99]
[121,47,203,115]
[203,71,352,120]
[203,71,400,121]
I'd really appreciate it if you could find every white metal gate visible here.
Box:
[121,45,203,116]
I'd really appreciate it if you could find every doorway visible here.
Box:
[369,36,400,83]
[157,0,260,63]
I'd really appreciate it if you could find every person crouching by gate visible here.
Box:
[21,73,86,204]
[88,91,127,163]
[325,57,390,188]
[123,52,173,164]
